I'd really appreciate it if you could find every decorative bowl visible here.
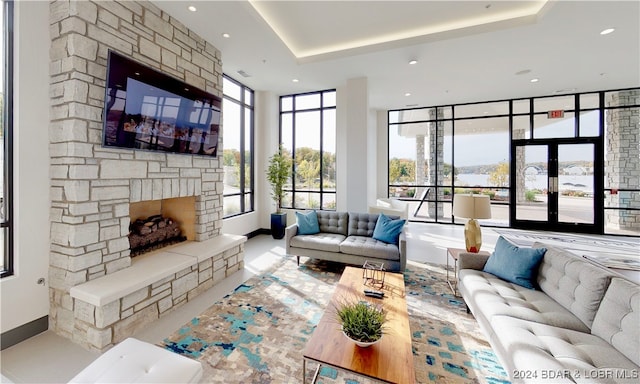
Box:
[342,330,382,348]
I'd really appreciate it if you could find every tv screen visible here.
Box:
[102,51,221,157]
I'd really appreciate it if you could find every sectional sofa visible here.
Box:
[458,240,639,383]
[285,210,406,271]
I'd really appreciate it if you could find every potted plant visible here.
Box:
[334,297,387,347]
[266,145,292,239]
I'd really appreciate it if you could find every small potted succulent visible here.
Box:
[334,297,387,347]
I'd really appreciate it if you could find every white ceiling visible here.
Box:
[153,0,640,111]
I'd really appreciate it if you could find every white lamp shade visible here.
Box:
[452,194,492,219]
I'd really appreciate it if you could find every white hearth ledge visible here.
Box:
[70,234,246,307]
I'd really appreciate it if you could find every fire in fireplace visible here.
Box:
[128,214,186,256]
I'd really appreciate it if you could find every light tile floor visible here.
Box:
[0,223,635,383]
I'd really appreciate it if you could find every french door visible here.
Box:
[511,139,602,233]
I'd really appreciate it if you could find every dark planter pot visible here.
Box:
[270,212,287,239]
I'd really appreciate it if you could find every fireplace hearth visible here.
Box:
[128,214,186,256]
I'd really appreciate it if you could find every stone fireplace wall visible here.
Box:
[48,0,225,345]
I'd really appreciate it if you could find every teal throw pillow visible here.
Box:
[295,210,320,235]
[372,213,406,245]
[483,236,547,289]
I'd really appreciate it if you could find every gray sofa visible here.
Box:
[285,211,406,271]
[458,242,639,383]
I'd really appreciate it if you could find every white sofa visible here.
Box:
[368,198,409,220]
[458,242,639,383]
[68,338,203,383]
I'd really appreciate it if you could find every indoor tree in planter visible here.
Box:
[266,145,292,239]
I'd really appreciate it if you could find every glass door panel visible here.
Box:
[513,142,599,233]
[558,144,594,224]
[515,145,548,222]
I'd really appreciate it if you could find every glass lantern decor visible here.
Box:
[362,260,386,289]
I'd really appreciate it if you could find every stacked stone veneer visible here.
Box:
[48,0,243,350]
[72,241,244,351]
[605,90,640,232]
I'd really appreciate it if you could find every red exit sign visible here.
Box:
[547,110,565,119]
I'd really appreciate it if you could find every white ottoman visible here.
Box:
[68,338,203,383]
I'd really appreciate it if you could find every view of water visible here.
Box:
[457,174,594,192]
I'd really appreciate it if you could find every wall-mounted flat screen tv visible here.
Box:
[102,51,221,157]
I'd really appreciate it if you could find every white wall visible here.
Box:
[0,1,50,333]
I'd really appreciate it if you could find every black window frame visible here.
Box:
[221,74,254,218]
[387,87,639,237]
[279,89,337,211]
[1,0,14,278]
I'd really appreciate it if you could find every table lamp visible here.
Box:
[452,194,492,253]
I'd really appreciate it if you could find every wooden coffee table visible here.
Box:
[302,266,414,383]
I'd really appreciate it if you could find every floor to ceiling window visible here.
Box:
[280,90,336,210]
[388,88,639,236]
[222,75,254,218]
[1,0,13,277]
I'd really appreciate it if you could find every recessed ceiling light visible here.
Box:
[600,28,615,35]
[405,92,411,97]
[222,33,230,38]
[187,5,197,12]
[530,78,539,83]
[515,69,531,75]
[292,79,299,83]
[409,60,417,65]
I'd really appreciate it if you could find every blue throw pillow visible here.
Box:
[295,210,320,235]
[372,213,406,245]
[483,236,547,289]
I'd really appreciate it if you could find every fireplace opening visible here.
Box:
[129,214,186,256]
[129,196,195,256]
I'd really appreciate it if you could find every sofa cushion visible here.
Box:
[490,316,639,384]
[68,337,203,384]
[591,277,640,367]
[347,212,379,237]
[340,236,400,261]
[289,233,345,253]
[483,236,546,289]
[372,213,405,245]
[535,243,614,329]
[316,211,348,236]
[459,269,590,332]
[295,210,320,235]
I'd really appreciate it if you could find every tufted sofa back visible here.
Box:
[316,211,348,236]
[535,242,614,329]
[591,277,640,366]
[347,213,379,237]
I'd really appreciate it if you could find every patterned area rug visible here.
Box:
[162,258,509,383]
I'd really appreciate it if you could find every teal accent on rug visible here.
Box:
[162,258,509,383]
